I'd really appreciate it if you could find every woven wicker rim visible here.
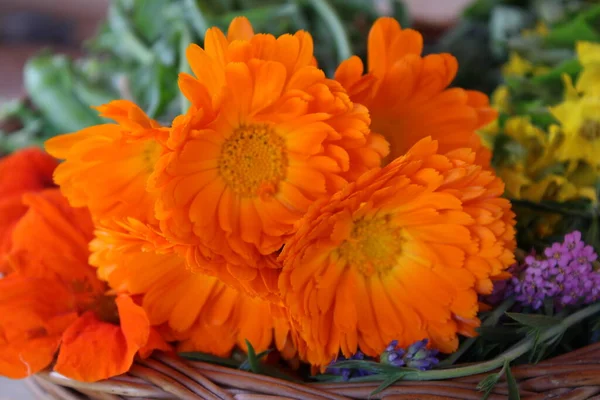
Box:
[24,342,600,400]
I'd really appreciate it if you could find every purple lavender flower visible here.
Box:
[510,231,599,310]
[326,351,374,381]
[380,339,439,371]
[380,340,405,367]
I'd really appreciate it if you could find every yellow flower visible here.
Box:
[496,164,531,199]
[478,119,499,149]
[522,22,549,38]
[491,85,511,114]
[503,116,556,175]
[502,52,533,77]
[576,41,600,96]
[550,88,600,168]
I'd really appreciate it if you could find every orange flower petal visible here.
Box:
[54,295,151,382]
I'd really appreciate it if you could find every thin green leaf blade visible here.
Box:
[371,372,406,396]
[505,363,521,400]
[244,339,261,374]
[505,313,562,329]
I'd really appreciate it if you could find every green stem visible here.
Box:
[184,0,210,40]
[439,298,516,367]
[302,0,352,62]
[402,302,600,381]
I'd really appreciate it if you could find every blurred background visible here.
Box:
[0,0,471,102]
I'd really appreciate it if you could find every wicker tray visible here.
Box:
[24,342,600,400]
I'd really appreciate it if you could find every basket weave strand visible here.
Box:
[25,342,600,400]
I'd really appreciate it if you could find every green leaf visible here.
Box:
[371,371,407,396]
[243,339,262,374]
[304,0,352,62]
[477,371,501,400]
[505,362,521,400]
[531,59,582,86]
[505,313,562,329]
[183,0,210,40]
[329,359,397,374]
[239,348,272,371]
[106,1,154,64]
[463,0,500,21]
[179,352,240,368]
[24,54,103,133]
[544,4,600,47]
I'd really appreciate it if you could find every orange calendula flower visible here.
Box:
[150,17,388,289]
[335,17,496,166]
[89,218,298,360]
[45,100,166,223]
[0,148,57,272]
[0,189,167,381]
[278,138,515,368]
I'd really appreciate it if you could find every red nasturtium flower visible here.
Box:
[0,147,57,274]
[335,17,496,167]
[0,186,167,381]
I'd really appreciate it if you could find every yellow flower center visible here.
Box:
[219,124,288,198]
[338,215,403,277]
[142,140,162,173]
[579,119,600,141]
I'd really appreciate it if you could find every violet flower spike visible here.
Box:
[327,351,374,381]
[381,339,439,371]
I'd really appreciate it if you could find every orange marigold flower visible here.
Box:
[0,148,57,272]
[89,218,298,360]
[278,138,515,368]
[45,100,167,223]
[150,17,388,287]
[0,189,167,381]
[335,17,496,166]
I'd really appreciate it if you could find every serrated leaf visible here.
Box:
[506,313,562,329]
[505,363,521,400]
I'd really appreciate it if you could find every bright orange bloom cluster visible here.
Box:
[279,138,515,368]
[0,15,515,382]
[89,218,298,360]
[150,17,388,290]
[335,18,496,166]
[0,188,167,381]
